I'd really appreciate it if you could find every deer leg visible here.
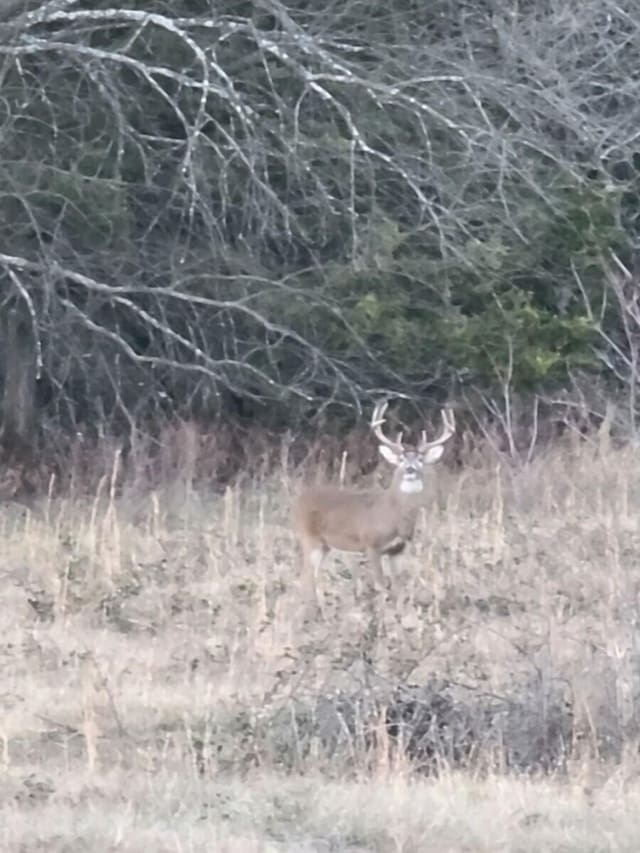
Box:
[302,539,326,611]
[366,547,387,592]
[385,554,399,601]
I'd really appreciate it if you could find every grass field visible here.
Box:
[2,430,640,851]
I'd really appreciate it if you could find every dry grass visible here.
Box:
[2,434,640,850]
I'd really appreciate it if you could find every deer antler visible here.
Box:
[418,408,456,452]
[371,399,405,452]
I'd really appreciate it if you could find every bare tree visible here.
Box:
[0,0,637,443]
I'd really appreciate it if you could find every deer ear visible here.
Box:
[379,444,401,466]
[423,445,445,464]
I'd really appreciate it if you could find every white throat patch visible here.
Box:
[400,478,423,494]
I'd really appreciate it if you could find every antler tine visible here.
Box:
[371,399,405,451]
[370,398,388,425]
[418,408,456,452]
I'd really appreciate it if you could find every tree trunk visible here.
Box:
[1,300,37,457]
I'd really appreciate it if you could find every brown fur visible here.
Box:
[292,462,427,609]
[292,403,455,612]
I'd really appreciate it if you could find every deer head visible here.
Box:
[370,399,456,494]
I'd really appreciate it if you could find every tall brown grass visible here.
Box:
[2,427,640,850]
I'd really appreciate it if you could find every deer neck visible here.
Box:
[398,478,423,495]
[389,473,424,505]
[382,479,422,539]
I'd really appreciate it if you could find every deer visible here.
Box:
[292,400,455,609]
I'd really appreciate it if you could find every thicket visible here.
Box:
[0,0,639,455]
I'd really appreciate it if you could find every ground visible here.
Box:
[1,433,640,851]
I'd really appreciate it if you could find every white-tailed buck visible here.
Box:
[292,400,455,608]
